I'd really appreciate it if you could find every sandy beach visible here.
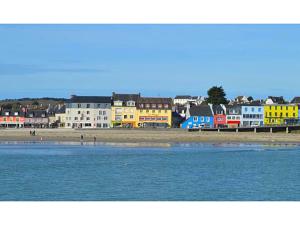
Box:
[0,128,300,144]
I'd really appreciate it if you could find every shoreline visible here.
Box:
[1,128,300,144]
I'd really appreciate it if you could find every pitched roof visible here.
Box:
[112,93,140,102]
[291,97,300,104]
[189,105,213,117]
[68,95,112,103]
[26,110,48,118]
[137,97,172,109]
[174,95,192,99]
[1,110,25,116]
[212,105,225,114]
[267,96,286,104]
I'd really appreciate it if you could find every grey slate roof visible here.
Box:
[189,105,213,117]
[26,110,48,118]
[212,105,225,114]
[291,97,300,104]
[112,93,140,102]
[174,95,192,99]
[268,96,286,104]
[137,97,172,109]
[69,95,112,103]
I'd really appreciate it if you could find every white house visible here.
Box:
[65,95,112,129]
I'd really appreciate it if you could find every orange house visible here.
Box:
[0,111,25,128]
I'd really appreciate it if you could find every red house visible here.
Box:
[212,105,227,128]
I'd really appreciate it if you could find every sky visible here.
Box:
[1,24,300,100]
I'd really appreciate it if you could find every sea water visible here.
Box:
[0,142,299,201]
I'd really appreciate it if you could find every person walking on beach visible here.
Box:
[93,136,96,143]
[80,134,84,142]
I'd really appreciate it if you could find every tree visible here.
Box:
[206,86,229,105]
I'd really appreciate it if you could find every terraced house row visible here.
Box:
[65,93,173,129]
[1,94,300,129]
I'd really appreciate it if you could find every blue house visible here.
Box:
[181,105,214,129]
[240,103,264,127]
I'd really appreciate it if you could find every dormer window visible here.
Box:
[14,112,19,116]
[164,104,169,109]
[5,112,9,116]
[139,104,144,108]
[29,113,33,118]
[158,104,162,108]
[145,104,150,108]
[127,101,135,107]
[151,104,156,108]
[41,114,45,118]
[114,101,123,106]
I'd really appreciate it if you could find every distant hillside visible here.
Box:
[0,97,67,110]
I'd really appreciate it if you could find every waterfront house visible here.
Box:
[111,93,140,128]
[234,96,252,104]
[24,110,49,128]
[264,104,298,126]
[291,97,300,121]
[173,95,192,106]
[226,105,242,128]
[240,104,264,127]
[137,97,172,128]
[181,105,214,129]
[173,95,205,106]
[65,95,112,129]
[0,110,25,128]
[212,104,227,128]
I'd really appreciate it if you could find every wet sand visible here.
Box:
[0,128,300,144]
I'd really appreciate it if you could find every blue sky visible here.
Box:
[1,24,300,100]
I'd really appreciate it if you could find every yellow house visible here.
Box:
[111,93,140,128]
[136,97,172,128]
[264,104,298,125]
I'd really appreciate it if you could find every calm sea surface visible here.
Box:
[0,142,299,201]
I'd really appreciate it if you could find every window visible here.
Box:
[78,111,81,114]
[201,117,205,122]
[97,116,101,120]
[152,110,155,113]
[5,112,9,116]
[99,111,102,115]
[245,107,248,112]
[158,110,161,113]
[77,104,81,108]
[115,115,122,121]
[145,104,150,108]
[207,117,210,122]
[258,108,262,112]
[74,117,78,120]
[275,112,277,117]
[152,104,156,108]
[164,104,169,109]
[97,104,101,108]
[140,110,143,113]
[104,116,108,120]
[124,115,128,119]
[86,117,90,120]
[87,111,90,114]
[14,112,19,116]
[269,112,272,116]
[103,111,106,115]
[286,106,288,110]
[139,104,144,108]
[115,108,122,114]
[87,104,90,108]
[293,113,296,117]
[146,110,149,113]
[158,104,162,108]
[97,123,102,128]
[251,107,255,112]
[130,115,134,119]
[193,117,198,122]
[165,110,168,113]
[286,113,288,117]
[103,123,108,128]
